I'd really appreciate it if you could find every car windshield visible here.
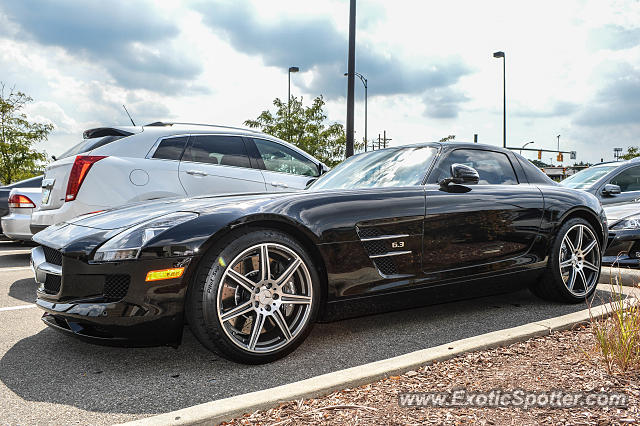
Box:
[309,146,438,190]
[560,165,617,189]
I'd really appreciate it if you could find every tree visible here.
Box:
[245,95,362,167]
[620,147,640,161]
[439,135,456,142]
[0,83,52,184]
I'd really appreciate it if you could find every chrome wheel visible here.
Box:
[559,223,600,297]
[215,243,313,354]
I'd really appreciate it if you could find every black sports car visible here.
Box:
[31,142,607,364]
[602,202,640,267]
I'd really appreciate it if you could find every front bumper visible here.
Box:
[2,209,35,241]
[603,229,640,268]
[31,245,195,346]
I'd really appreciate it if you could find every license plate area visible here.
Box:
[41,178,55,205]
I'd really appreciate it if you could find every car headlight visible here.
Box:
[93,212,198,262]
[612,215,640,231]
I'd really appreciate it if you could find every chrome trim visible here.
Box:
[360,233,409,242]
[369,250,412,259]
[31,246,62,285]
[39,263,62,276]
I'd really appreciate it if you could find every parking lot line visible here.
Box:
[0,304,36,312]
[1,267,32,272]
[0,250,33,255]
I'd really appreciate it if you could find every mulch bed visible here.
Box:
[223,324,640,425]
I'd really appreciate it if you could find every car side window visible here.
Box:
[182,135,250,168]
[152,136,188,160]
[253,139,319,177]
[609,166,640,192]
[428,149,518,185]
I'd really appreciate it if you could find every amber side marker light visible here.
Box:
[145,267,185,282]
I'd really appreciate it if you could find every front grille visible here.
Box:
[103,275,130,301]
[42,246,62,266]
[374,257,398,276]
[44,274,61,294]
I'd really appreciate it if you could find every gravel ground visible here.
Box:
[224,324,640,425]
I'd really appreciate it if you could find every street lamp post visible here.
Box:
[344,72,368,151]
[493,51,506,148]
[288,66,299,142]
[520,141,534,155]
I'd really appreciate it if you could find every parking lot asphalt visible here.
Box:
[0,240,610,425]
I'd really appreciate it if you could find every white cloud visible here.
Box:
[0,0,638,165]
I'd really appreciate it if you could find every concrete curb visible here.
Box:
[121,284,637,426]
[600,266,640,287]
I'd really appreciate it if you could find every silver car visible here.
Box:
[1,187,42,241]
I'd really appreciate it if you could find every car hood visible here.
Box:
[68,192,298,230]
[603,202,640,226]
[32,191,301,252]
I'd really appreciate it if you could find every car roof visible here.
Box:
[376,141,510,152]
[142,122,265,136]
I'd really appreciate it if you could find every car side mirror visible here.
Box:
[602,184,621,196]
[439,163,480,187]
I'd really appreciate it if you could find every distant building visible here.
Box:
[540,166,587,182]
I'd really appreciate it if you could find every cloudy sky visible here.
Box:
[0,0,638,165]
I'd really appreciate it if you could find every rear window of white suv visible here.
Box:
[58,135,126,159]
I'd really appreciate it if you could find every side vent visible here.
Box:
[356,226,411,277]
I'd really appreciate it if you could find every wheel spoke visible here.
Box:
[563,235,576,254]
[577,268,588,290]
[248,312,266,350]
[260,244,271,282]
[227,269,256,292]
[275,258,302,287]
[220,300,253,322]
[272,309,292,341]
[560,258,573,268]
[582,240,597,257]
[583,261,599,272]
[281,293,311,305]
[566,267,576,291]
[576,226,584,251]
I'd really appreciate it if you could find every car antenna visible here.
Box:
[122,104,136,126]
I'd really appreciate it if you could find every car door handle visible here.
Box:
[271,182,289,188]
[186,170,208,177]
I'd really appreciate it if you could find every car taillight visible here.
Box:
[65,155,107,201]
[8,194,36,208]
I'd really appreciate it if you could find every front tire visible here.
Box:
[186,228,320,364]
[531,218,601,303]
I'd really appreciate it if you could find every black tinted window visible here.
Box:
[610,166,640,192]
[429,149,518,185]
[152,136,188,160]
[183,135,250,168]
[253,139,318,177]
[514,153,555,184]
[58,135,124,159]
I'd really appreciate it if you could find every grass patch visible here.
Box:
[589,269,640,374]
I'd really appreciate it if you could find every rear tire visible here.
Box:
[186,228,320,364]
[530,218,601,303]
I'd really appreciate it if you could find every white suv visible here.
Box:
[31,123,327,233]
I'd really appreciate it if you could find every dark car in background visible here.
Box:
[0,175,43,236]
[603,202,640,267]
[560,158,640,205]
